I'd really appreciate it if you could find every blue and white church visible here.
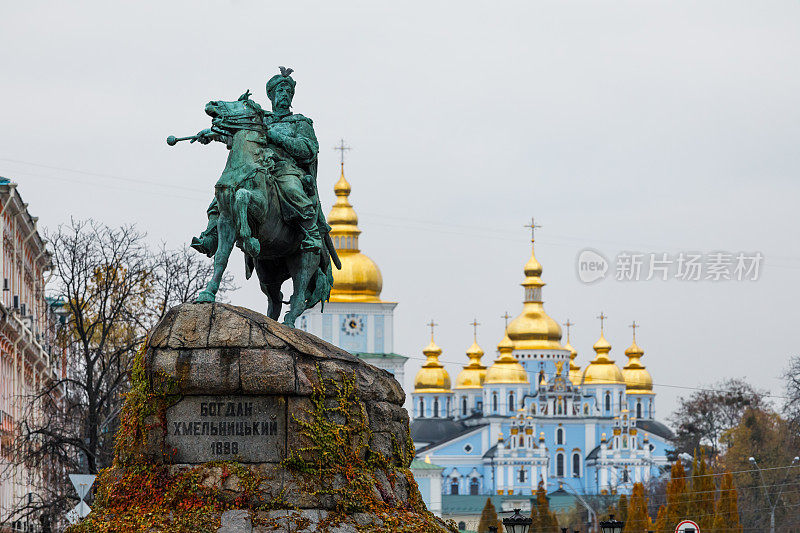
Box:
[409,233,673,503]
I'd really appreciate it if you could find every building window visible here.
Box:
[556,427,564,445]
[461,397,468,416]
[556,453,565,477]
[446,397,451,417]
[557,399,564,415]
[518,468,526,483]
[604,392,611,411]
[583,403,589,415]
[469,478,479,495]
[508,392,515,413]
[433,398,440,418]
[459,521,466,530]
[622,469,629,483]
[463,444,473,453]
[519,436,524,447]
[530,404,536,415]
[492,392,498,413]
[572,453,581,478]
[450,478,459,495]
[648,401,653,418]
[418,398,424,418]
[636,400,642,419]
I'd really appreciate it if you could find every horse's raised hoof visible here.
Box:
[196,290,216,303]
[242,237,260,258]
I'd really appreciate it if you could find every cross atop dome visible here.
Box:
[333,138,351,166]
[597,311,607,333]
[469,318,480,341]
[524,216,541,242]
[427,319,438,341]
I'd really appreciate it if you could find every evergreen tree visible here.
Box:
[530,481,559,532]
[616,493,629,522]
[622,483,652,533]
[689,450,716,530]
[654,458,690,532]
[711,472,742,533]
[477,497,500,533]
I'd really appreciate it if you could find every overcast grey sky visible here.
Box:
[2,1,799,419]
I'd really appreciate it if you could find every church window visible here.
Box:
[648,401,653,418]
[508,392,515,413]
[433,398,440,418]
[450,478,459,495]
[572,453,581,477]
[461,397,468,416]
[557,400,564,415]
[519,436,524,447]
[604,392,611,411]
[446,397,451,417]
[418,398,424,418]
[636,400,642,419]
[556,453,565,477]
[469,478,479,495]
[492,392,498,413]
[530,404,536,415]
[556,427,564,445]
[518,468,526,482]
[619,392,623,409]
[583,403,589,415]
[622,469,629,483]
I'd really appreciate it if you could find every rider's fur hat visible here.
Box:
[266,66,296,101]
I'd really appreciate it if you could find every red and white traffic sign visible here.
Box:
[675,520,700,533]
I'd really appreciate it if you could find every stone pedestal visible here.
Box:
[72,303,454,533]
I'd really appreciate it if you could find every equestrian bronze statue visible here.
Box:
[167,67,340,327]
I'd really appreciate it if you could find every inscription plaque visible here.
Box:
[165,395,286,463]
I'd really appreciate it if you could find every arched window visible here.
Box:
[446,397,451,417]
[556,453,565,477]
[636,400,642,419]
[572,453,581,477]
[622,469,629,483]
[518,467,526,482]
[556,427,564,445]
[530,404,536,415]
[469,478,479,495]
[492,392,498,413]
[604,392,611,411]
[461,397,468,416]
[508,392,515,413]
[519,436,524,447]
[648,401,653,418]
[450,478,459,495]
[583,403,589,415]
[557,400,564,415]
[418,398,424,418]
[433,398,440,418]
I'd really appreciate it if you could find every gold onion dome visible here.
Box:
[622,330,653,392]
[327,164,383,302]
[455,339,487,389]
[485,332,529,385]
[506,233,564,350]
[582,328,624,385]
[566,341,581,386]
[414,334,451,393]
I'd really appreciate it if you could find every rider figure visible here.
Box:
[192,67,323,257]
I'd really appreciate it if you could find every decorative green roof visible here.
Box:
[409,459,444,470]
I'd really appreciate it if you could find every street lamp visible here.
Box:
[749,456,800,533]
[598,514,624,533]
[502,508,532,533]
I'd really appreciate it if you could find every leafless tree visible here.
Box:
[3,219,232,531]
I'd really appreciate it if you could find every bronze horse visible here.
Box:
[181,93,339,327]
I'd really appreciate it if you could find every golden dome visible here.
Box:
[485,332,529,385]
[622,329,653,393]
[327,164,383,303]
[506,233,564,351]
[582,329,624,385]
[566,341,582,386]
[455,339,487,389]
[414,334,451,393]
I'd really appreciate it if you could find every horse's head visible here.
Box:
[205,91,264,133]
